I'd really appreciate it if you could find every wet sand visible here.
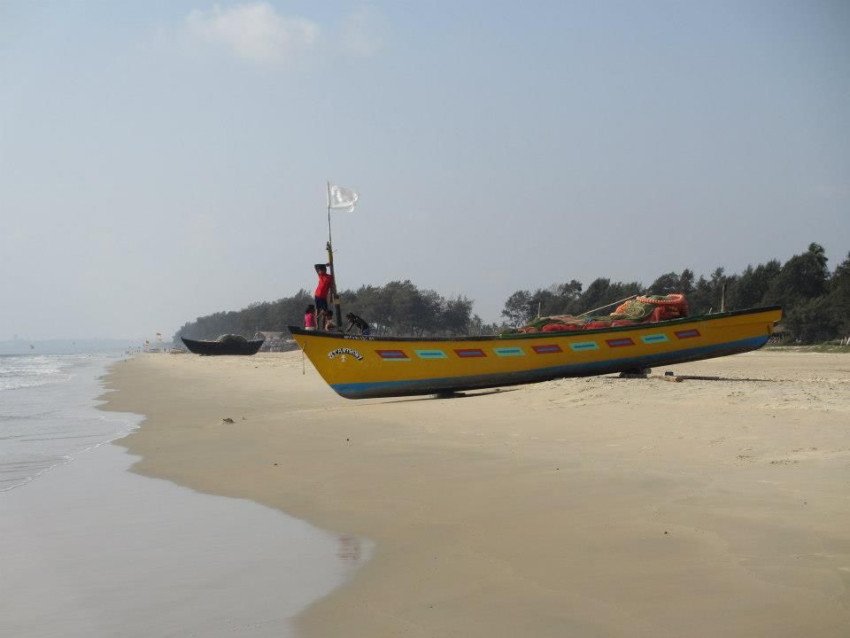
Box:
[102,350,850,637]
[0,442,366,637]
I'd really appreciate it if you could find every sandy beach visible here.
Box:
[101,349,850,637]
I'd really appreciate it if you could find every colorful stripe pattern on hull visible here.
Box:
[289,307,782,399]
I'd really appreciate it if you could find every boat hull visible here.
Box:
[181,337,264,356]
[289,307,782,399]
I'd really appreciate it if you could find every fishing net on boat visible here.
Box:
[609,298,656,321]
[216,334,248,345]
[501,294,689,335]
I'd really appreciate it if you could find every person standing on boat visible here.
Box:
[313,263,333,329]
[344,312,371,336]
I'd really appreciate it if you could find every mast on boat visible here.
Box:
[325,182,359,330]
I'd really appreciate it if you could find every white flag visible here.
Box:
[327,183,359,212]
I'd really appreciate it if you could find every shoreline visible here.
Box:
[101,350,850,637]
[1,353,364,638]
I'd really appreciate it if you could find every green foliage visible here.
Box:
[173,290,313,342]
[727,260,781,309]
[174,282,476,341]
[684,267,735,315]
[501,290,535,327]
[783,296,840,344]
[827,252,850,337]
[764,243,829,307]
[648,272,682,295]
[500,243,850,344]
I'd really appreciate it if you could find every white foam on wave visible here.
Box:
[0,355,68,391]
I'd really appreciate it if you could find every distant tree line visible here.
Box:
[501,243,850,343]
[174,281,481,342]
[174,244,850,344]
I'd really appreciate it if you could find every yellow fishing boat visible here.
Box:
[289,306,782,399]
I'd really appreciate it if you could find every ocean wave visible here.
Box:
[0,355,79,391]
[0,353,140,492]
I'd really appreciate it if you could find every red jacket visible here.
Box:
[315,272,333,298]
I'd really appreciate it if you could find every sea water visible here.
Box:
[0,352,135,491]
[0,352,371,637]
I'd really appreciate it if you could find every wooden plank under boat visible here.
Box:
[289,306,782,399]
[181,336,264,356]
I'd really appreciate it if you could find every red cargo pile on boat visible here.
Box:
[513,294,689,334]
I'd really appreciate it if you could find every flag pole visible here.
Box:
[326,181,333,249]
[326,182,343,330]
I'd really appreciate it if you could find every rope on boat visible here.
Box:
[577,294,641,318]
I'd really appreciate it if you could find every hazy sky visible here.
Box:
[2,1,848,340]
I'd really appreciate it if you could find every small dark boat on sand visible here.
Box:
[181,335,264,356]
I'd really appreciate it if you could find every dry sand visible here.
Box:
[102,350,850,637]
